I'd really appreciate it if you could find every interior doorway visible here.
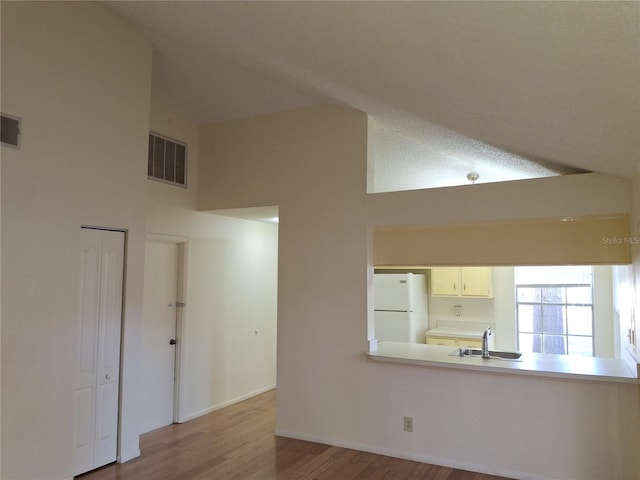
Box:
[140,237,185,433]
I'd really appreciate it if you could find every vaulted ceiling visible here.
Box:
[105,1,639,189]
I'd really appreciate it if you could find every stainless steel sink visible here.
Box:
[451,347,524,361]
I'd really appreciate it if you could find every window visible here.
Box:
[148,132,187,187]
[515,266,594,356]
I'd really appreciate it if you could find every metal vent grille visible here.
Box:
[148,132,187,187]
[1,113,21,148]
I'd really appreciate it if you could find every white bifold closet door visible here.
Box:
[73,228,124,476]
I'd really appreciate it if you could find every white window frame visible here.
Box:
[515,267,595,357]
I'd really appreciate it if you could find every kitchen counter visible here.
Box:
[366,341,639,383]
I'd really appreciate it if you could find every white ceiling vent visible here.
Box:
[1,113,21,149]
[148,132,187,187]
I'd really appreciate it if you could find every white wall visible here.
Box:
[593,265,616,357]
[180,232,278,419]
[619,170,640,374]
[147,85,278,422]
[1,3,152,479]
[198,106,639,480]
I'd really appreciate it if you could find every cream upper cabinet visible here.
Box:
[460,267,492,297]
[431,267,493,298]
[431,267,460,296]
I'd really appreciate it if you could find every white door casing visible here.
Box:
[140,240,179,433]
[74,228,124,476]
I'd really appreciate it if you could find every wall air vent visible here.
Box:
[1,113,21,148]
[148,132,187,187]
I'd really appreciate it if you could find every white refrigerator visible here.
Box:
[374,273,429,343]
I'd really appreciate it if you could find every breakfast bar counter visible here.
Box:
[366,341,639,383]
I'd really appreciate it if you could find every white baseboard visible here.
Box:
[274,429,545,480]
[179,384,276,423]
[117,448,141,464]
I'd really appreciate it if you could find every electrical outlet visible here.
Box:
[454,305,463,316]
[403,416,413,432]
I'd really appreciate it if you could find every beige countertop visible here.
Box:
[366,341,639,383]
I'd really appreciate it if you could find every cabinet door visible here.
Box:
[458,338,482,348]
[460,267,492,297]
[426,336,458,346]
[431,267,459,296]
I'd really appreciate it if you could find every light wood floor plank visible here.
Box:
[77,390,514,480]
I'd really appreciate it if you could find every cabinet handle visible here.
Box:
[463,283,466,291]
[453,283,456,291]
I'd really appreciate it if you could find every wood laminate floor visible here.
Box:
[78,389,513,480]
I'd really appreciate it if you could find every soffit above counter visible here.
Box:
[374,214,631,267]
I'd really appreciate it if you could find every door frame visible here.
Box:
[145,233,188,423]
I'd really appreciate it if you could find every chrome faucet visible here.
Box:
[482,327,493,359]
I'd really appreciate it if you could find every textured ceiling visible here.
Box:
[105,1,640,190]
